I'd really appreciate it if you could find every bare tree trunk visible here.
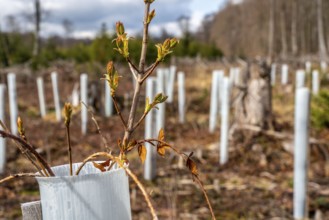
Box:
[317,0,328,60]
[280,7,288,59]
[234,61,273,129]
[268,0,275,59]
[291,0,298,55]
[32,0,41,58]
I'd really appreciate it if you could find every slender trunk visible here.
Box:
[280,8,288,59]
[268,0,274,60]
[291,0,298,55]
[32,0,41,58]
[122,3,151,147]
[317,0,327,59]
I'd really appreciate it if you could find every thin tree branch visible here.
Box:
[81,102,111,152]
[140,61,160,84]
[127,58,140,77]
[194,176,216,220]
[124,167,158,220]
[0,130,54,176]
[111,96,127,129]
[0,173,41,184]
[66,126,73,176]
[75,152,115,175]
[0,121,47,177]
[139,2,151,72]
[131,110,149,132]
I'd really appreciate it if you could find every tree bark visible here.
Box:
[317,0,328,60]
[291,0,298,55]
[234,60,273,129]
[32,0,41,58]
[268,0,275,59]
[280,6,288,59]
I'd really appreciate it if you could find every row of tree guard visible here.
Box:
[0,66,186,174]
[208,62,325,219]
[0,62,325,219]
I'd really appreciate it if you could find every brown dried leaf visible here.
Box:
[157,145,169,157]
[99,159,111,168]
[186,153,198,176]
[138,145,147,164]
[92,162,106,172]
[158,128,165,141]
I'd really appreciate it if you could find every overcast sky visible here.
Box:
[0,0,228,38]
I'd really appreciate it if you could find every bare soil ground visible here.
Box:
[0,61,328,219]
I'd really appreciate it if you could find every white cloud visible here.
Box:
[0,0,226,38]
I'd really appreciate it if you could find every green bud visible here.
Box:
[64,102,73,126]
[116,21,125,35]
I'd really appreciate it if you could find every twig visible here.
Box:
[81,102,111,152]
[66,126,73,176]
[140,61,160,84]
[0,130,54,176]
[131,111,148,132]
[75,152,114,175]
[0,173,41,184]
[0,121,48,177]
[193,176,216,220]
[127,58,140,78]
[112,96,127,130]
[136,138,216,219]
[124,167,158,220]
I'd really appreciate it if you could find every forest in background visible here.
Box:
[208,0,329,59]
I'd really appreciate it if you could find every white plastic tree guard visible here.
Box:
[51,72,61,122]
[178,72,185,123]
[156,69,166,133]
[220,77,231,165]
[144,77,157,180]
[271,64,276,86]
[36,77,47,118]
[166,65,177,103]
[104,80,113,117]
[0,84,6,174]
[7,73,18,135]
[71,83,80,107]
[21,201,42,220]
[305,61,311,73]
[229,68,235,84]
[36,162,131,220]
[233,67,240,86]
[80,74,88,135]
[295,70,306,90]
[320,61,327,72]
[217,70,224,112]
[312,70,320,95]
[209,71,220,133]
[293,88,311,220]
[281,64,289,85]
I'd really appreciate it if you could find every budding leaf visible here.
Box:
[64,102,73,127]
[17,117,24,136]
[147,9,156,24]
[145,97,151,113]
[156,38,179,62]
[116,21,125,35]
[138,145,147,164]
[154,93,168,104]
[104,61,120,96]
